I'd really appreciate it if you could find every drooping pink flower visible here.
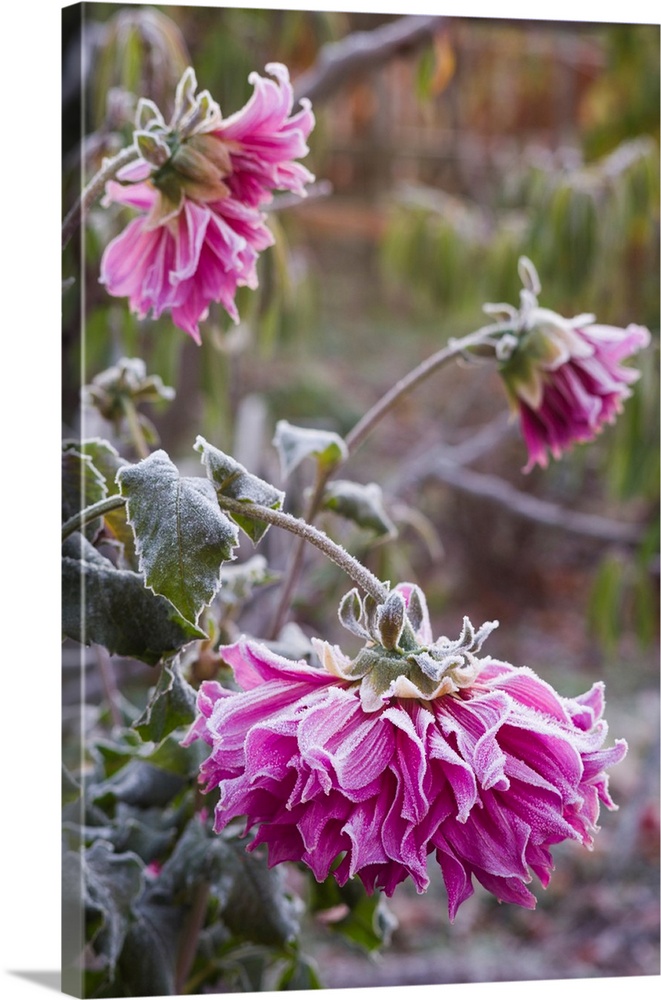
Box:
[183,584,626,918]
[99,64,314,342]
[495,260,650,471]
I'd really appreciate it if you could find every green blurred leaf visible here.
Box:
[219,839,299,947]
[195,435,285,543]
[62,533,205,665]
[63,763,82,807]
[92,760,185,811]
[277,951,322,990]
[322,480,397,539]
[309,874,396,953]
[117,897,181,998]
[133,657,197,744]
[218,555,279,612]
[82,841,145,977]
[118,449,240,626]
[273,420,348,479]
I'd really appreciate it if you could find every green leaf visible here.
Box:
[195,435,285,543]
[62,533,205,666]
[322,480,397,539]
[63,763,82,806]
[77,438,137,563]
[219,838,300,947]
[218,555,279,613]
[82,841,144,977]
[133,657,197,744]
[117,897,181,997]
[62,445,107,540]
[277,952,322,990]
[118,449,240,626]
[272,420,348,479]
[309,874,397,953]
[92,760,185,811]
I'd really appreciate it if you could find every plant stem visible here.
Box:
[268,466,328,639]
[268,322,506,633]
[62,495,127,542]
[62,144,139,249]
[175,880,210,994]
[216,495,389,604]
[61,489,388,603]
[344,323,506,454]
[121,396,151,460]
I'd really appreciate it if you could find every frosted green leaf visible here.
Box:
[273,419,348,479]
[134,657,197,744]
[82,842,144,977]
[195,435,285,543]
[118,450,239,627]
[62,534,205,665]
[62,445,107,540]
[322,479,397,539]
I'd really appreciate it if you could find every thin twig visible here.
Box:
[175,880,210,994]
[293,14,445,105]
[345,325,504,454]
[420,459,645,546]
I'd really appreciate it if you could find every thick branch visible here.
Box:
[293,14,445,104]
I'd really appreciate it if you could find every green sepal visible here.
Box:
[118,449,240,627]
[195,435,285,544]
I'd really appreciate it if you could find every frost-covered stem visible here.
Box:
[216,496,389,604]
[121,396,151,460]
[93,644,123,729]
[62,495,127,542]
[345,324,506,454]
[268,467,329,639]
[62,143,139,249]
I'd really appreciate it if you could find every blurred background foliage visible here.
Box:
[62,5,659,991]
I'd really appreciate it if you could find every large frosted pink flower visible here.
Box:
[99,64,314,342]
[183,584,626,918]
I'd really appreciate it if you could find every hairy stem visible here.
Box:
[216,496,388,604]
[61,495,127,542]
[268,466,329,638]
[62,144,139,249]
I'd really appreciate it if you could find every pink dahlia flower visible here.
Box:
[99,64,314,342]
[494,259,651,471]
[183,584,626,918]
